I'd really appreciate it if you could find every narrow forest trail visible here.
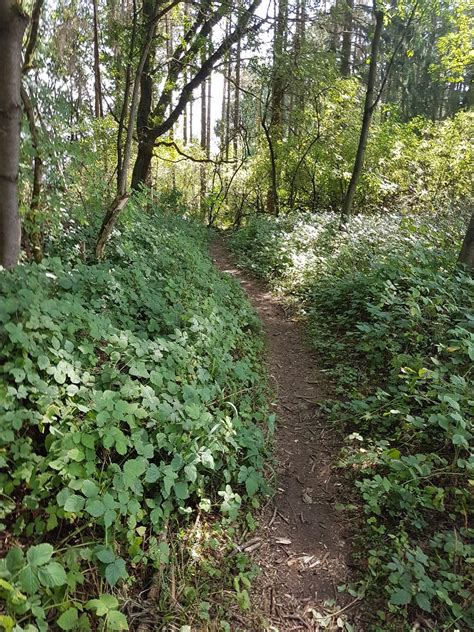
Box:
[210,238,355,631]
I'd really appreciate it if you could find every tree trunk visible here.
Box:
[21,86,43,262]
[266,0,287,214]
[206,70,211,158]
[458,211,474,272]
[92,0,104,117]
[225,40,232,161]
[341,3,383,221]
[96,0,159,258]
[200,47,207,205]
[0,1,28,269]
[233,36,241,157]
[220,55,227,155]
[340,0,354,77]
[131,141,154,191]
[22,0,44,263]
[183,69,188,144]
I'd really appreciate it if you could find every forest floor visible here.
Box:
[210,237,357,631]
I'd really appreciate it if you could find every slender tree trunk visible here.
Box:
[117,0,137,190]
[458,211,474,272]
[233,36,241,157]
[134,0,158,189]
[206,71,211,158]
[22,0,44,262]
[0,1,28,269]
[183,69,188,144]
[225,47,232,161]
[266,0,287,214]
[92,0,104,117]
[220,59,227,155]
[340,3,383,221]
[340,0,354,77]
[21,86,43,262]
[96,0,158,258]
[200,46,207,204]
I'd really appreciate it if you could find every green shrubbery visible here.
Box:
[230,212,474,628]
[0,201,271,631]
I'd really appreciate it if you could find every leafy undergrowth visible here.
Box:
[230,212,474,630]
[0,200,273,631]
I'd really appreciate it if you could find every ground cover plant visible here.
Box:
[0,201,272,631]
[229,211,474,629]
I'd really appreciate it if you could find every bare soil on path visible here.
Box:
[210,237,355,632]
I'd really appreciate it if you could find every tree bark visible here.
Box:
[458,211,474,272]
[0,0,28,269]
[131,0,261,189]
[92,0,104,117]
[22,0,44,262]
[200,47,207,206]
[225,44,232,161]
[21,86,43,262]
[233,35,241,158]
[266,0,287,214]
[206,70,211,158]
[340,0,354,77]
[340,2,383,221]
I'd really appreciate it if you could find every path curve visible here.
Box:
[211,237,353,631]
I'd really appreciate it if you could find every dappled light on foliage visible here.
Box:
[0,0,472,629]
[230,212,474,628]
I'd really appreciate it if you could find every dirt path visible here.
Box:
[210,238,353,631]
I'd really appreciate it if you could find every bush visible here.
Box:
[0,201,272,631]
[230,211,474,628]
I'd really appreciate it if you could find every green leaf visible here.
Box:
[184,464,197,483]
[64,494,85,513]
[37,562,67,587]
[415,592,432,612]
[105,559,127,586]
[6,547,24,572]
[86,499,105,517]
[18,566,40,594]
[26,543,54,566]
[0,615,15,632]
[185,403,201,420]
[200,450,215,470]
[452,433,468,447]
[37,355,50,370]
[245,475,259,497]
[97,549,115,564]
[86,594,118,616]
[57,608,79,630]
[107,609,129,630]
[145,464,160,483]
[0,579,14,593]
[174,481,189,500]
[123,458,147,486]
[82,480,99,497]
[104,509,116,528]
[390,588,412,606]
